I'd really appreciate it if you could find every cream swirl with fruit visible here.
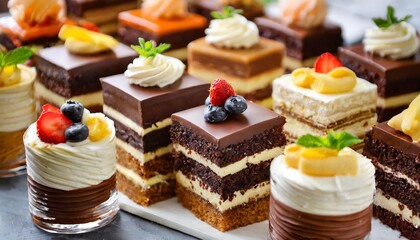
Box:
[142,0,187,19]
[205,6,259,49]
[8,0,66,26]
[363,6,419,60]
[24,100,116,190]
[0,47,36,132]
[125,38,185,88]
[279,0,327,29]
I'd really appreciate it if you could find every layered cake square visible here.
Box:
[363,96,420,240]
[171,101,286,231]
[65,0,138,34]
[34,25,137,113]
[189,0,264,21]
[255,0,343,72]
[118,0,207,62]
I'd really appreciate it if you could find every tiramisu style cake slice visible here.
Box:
[363,95,420,240]
[171,79,286,231]
[101,39,209,206]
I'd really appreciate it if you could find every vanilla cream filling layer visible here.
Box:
[374,189,420,227]
[117,164,174,189]
[34,81,103,107]
[376,162,419,190]
[283,55,317,71]
[116,138,172,165]
[164,48,187,61]
[377,92,420,109]
[173,144,283,177]
[104,105,172,137]
[176,171,270,212]
[189,66,284,93]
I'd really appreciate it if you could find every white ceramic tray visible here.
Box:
[119,194,406,240]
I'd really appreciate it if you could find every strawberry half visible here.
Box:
[36,111,72,144]
[314,52,343,73]
[41,104,60,114]
[209,78,236,107]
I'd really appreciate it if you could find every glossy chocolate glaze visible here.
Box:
[101,73,210,128]
[269,197,372,240]
[66,0,137,15]
[255,17,343,60]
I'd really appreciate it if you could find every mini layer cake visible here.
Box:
[101,39,210,206]
[363,96,420,240]
[255,0,343,72]
[118,0,207,62]
[34,25,136,113]
[188,8,284,108]
[172,81,286,230]
[0,0,67,50]
[189,0,264,21]
[65,0,137,34]
[273,53,377,150]
[270,133,375,239]
[339,7,419,122]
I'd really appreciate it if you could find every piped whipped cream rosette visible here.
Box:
[363,6,419,60]
[142,0,187,19]
[279,0,327,29]
[8,0,66,27]
[125,38,185,88]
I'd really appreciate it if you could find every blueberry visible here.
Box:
[204,104,228,123]
[60,100,84,122]
[224,95,247,114]
[205,96,211,106]
[65,123,89,142]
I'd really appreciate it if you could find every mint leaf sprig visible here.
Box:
[296,131,362,150]
[372,6,411,29]
[211,6,243,19]
[0,47,33,73]
[131,38,171,58]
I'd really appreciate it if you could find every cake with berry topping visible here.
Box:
[339,6,420,122]
[118,0,207,62]
[23,100,118,233]
[171,79,286,231]
[269,132,375,239]
[363,95,420,240]
[188,6,284,108]
[34,25,136,113]
[0,47,35,177]
[101,39,209,206]
[272,52,377,150]
[255,0,343,72]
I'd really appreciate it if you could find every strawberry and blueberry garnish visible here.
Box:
[204,78,247,123]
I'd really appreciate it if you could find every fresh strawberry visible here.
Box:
[41,104,60,114]
[36,112,72,144]
[314,52,343,73]
[209,78,236,107]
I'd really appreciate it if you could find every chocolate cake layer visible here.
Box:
[118,25,205,51]
[28,175,116,224]
[364,122,420,181]
[171,121,285,167]
[34,44,136,97]
[101,74,209,128]
[376,105,408,123]
[189,0,263,21]
[113,118,171,153]
[176,183,269,231]
[339,45,420,98]
[373,205,419,240]
[117,172,175,206]
[242,85,272,102]
[255,17,343,60]
[117,146,173,179]
[175,153,271,200]
[66,0,136,16]
[269,197,372,240]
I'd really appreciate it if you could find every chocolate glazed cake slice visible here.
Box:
[171,101,286,231]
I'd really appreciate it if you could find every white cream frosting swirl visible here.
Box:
[0,64,36,132]
[271,152,375,216]
[364,22,419,60]
[124,54,185,88]
[205,14,259,49]
[279,0,327,29]
[24,116,116,191]
[8,0,66,26]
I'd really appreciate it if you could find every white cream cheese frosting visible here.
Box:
[124,54,185,88]
[205,14,259,49]
[364,22,419,60]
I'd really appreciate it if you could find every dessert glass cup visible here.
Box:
[23,130,119,234]
[0,130,27,177]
